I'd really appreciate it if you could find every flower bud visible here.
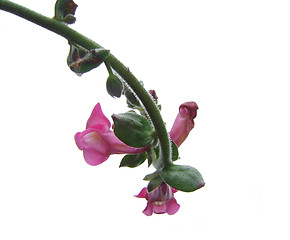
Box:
[106,74,123,98]
[169,101,198,147]
[136,182,180,216]
[124,87,140,108]
[149,90,158,102]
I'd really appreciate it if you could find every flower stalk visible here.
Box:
[0,0,172,167]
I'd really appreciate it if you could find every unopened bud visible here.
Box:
[106,74,123,98]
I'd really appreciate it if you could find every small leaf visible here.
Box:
[54,0,78,24]
[112,112,154,148]
[119,153,147,168]
[160,164,205,192]
[147,175,163,192]
[67,44,110,75]
[67,43,85,66]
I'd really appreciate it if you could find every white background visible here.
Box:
[1,0,290,239]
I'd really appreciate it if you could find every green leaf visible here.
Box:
[147,175,163,192]
[160,164,205,192]
[54,0,78,24]
[112,112,154,148]
[119,153,147,168]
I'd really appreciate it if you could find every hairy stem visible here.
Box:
[0,0,172,167]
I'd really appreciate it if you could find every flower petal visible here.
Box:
[135,188,148,199]
[142,203,153,216]
[75,129,108,154]
[75,129,110,165]
[166,198,180,215]
[86,103,111,130]
[75,129,98,150]
[83,148,109,166]
[171,188,178,194]
[152,203,167,214]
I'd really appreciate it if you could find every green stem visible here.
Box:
[0,0,172,167]
[104,62,113,75]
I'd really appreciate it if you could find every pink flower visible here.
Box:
[136,182,180,216]
[169,101,198,147]
[75,103,145,166]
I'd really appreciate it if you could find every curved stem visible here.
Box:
[0,0,172,167]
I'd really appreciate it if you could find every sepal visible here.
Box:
[147,175,163,192]
[171,141,179,161]
[147,147,158,167]
[67,43,110,75]
[119,152,147,168]
[112,112,154,148]
[54,0,78,24]
[160,164,205,192]
[143,171,160,181]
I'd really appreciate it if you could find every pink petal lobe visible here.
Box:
[83,148,109,166]
[166,198,180,215]
[75,129,99,150]
[142,203,153,216]
[75,129,108,156]
[171,188,178,194]
[86,103,111,130]
[135,188,148,199]
[152,203,167,214]
[75,132,83,150]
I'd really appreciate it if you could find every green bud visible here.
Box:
[112,112,154,148]
[124,87,140,108]
[119,152,147,168]
[106,74,123,98]
[160,164,205,192]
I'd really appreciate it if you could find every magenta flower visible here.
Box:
[136,182,180,216]
[169,101,198,147]
[75,103,145,166]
